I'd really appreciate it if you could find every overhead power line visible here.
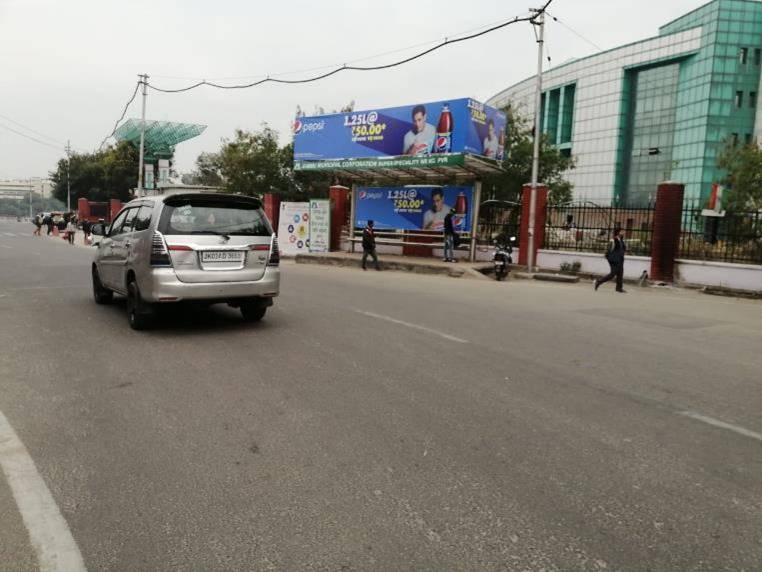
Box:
[546,10,604,52]
[99,80,141,150]
[0,114,65,146]
[147,1,554,94]
[0,121,64,152]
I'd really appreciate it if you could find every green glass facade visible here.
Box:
[494,0,762,207]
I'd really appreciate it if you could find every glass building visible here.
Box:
[488,0,762,206]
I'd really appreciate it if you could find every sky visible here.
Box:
[0,0,707,181]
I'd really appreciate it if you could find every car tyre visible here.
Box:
[126,280,153,330]
[92,266,113,304]
[240,302,266,322]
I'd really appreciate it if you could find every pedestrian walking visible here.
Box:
[65,218,77,245]
[361,220,381,271]
[443,208,456,262]
[594,226,627,293]
[33,214,42,236]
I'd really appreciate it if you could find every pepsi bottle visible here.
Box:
[434,105,453,154]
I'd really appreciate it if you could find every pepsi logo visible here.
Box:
[359,191,367,199]
[292,120,302,134]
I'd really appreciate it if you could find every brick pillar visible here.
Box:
[329,185,349,251]
[263,193,281,232]
[518,184,549,266]
[109,199,122,222]
[650,182,684,283]
[77,197,90,221]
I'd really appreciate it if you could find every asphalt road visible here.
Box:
[1,218,761,571]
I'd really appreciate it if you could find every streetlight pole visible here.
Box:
[28,179,33,220]
[527,8,545,273]
[137,73,149,196]
[65,140,71,212]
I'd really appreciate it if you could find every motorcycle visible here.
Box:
[492,236,516,281]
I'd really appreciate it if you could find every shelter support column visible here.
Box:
[470,180,482,262]
[329,185,350,251]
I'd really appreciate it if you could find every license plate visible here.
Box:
[201,250,244,262]
[494,261,504,265]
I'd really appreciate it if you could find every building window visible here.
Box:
[751,91,757,108]
[735,91,743,108]
[745,133,753,145]
[740,47,749,64]
[731,133,739,146]
[755,48,761,66]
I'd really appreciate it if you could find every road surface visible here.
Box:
[1,218,761,571]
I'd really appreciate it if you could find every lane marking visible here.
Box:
[0,245,11,249]
[0,410,86,571]
[4,232,16,236]
[678,411,762,443]
[354,310,469,343]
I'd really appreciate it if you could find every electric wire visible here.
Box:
[0,121,64,152]
[0,114,64,146]
[148,1,553,94]
[99,80,141,150]
[546,10,604,52]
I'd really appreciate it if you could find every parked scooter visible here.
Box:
[492,236,516,281]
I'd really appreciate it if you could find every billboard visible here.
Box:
[277,202,310,255]
[355,186,473,233]
[294,98,506,162]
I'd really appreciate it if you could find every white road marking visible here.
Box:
[0,245,11,249]
[0,410,86,571]
[4,232,16,236]
[678,411,762,443]
[354,310,469,343]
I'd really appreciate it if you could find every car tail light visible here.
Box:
[269,235,280,266]
[150,231,172,267]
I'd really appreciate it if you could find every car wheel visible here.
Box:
[126,280,153,330]
[92,266,113,304]
[240,302,267,322]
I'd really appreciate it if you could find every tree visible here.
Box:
[49,141,138,204]
[182,152,224,187]
[483,103,575,205]
[717,139,762,211]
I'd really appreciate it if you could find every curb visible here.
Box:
[295,254,487,279]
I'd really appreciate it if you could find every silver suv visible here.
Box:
[90,193,279,330]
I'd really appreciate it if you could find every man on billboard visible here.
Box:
[482,118,499,159]
[402,104,436,156]
[423,188,452,231]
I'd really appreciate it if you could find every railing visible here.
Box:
[477,200,521,247]
[679,205,762,265]
[544,202,655,257]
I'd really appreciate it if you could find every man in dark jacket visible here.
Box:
[361,220,380,271]
[443,208,456,262]
[595,226,627,293]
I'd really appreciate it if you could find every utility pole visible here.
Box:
[137,73,149,196]
[28,179,33,220]
[527,7,545,273]
[65,140,71,212]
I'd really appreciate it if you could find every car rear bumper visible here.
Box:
[141,266,280,302]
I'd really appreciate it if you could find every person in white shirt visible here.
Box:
[423,188,452,231]
[482,119,499,159]
[402,104,436,156]
[65,217,77,245]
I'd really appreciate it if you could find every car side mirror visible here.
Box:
[90,224,105,236]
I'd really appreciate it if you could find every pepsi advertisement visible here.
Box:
[294,98,506,162]
[355,186,474,232]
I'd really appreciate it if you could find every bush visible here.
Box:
[560,261,582,274]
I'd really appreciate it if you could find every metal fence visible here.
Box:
[679,205,762,265]
[544,202,655,257]
[477,200,521,247]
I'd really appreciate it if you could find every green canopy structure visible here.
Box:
[114,119,206,161]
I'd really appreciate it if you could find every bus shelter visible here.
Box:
[294,153,504,261]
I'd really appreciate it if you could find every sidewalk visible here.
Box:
[294,251,494,279]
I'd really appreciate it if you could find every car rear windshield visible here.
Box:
[158,199,272,236]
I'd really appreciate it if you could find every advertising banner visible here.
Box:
[308,199,331,253]
[144,165,155,190]
[277,202,310,255]
[294,98,506,162]
[355,186,473,233]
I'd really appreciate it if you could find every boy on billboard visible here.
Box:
[403,105,436,156]
[482,118,499,159]
[423,188,452,231]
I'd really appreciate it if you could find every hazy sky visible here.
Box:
[0,0,705,180]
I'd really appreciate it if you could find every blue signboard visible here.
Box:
[355,186,474,232]
[294,98,506,162]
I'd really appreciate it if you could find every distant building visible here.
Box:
[488,0,762,206]
[0,178,53,199]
